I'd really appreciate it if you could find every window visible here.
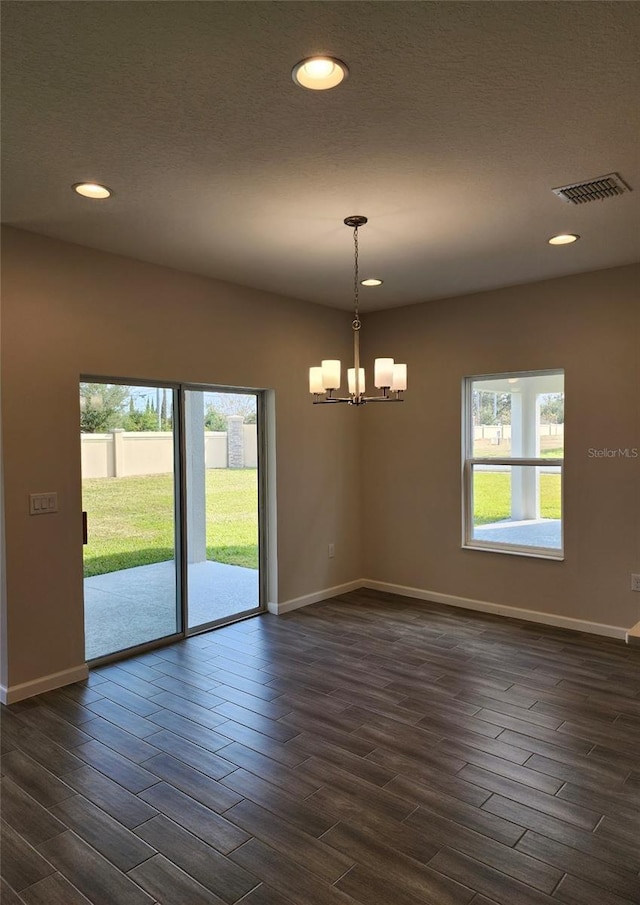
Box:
[463,370,564,559]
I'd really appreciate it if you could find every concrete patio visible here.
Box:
[84,559,259,660]
[84,520,560,661]
[473,518,561,549]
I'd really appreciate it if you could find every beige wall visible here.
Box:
[360,264,640,631]
[80,428,256,478]
[1,227,361,689]
[2,226,638,696]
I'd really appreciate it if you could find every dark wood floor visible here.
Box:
[2,589,640,905]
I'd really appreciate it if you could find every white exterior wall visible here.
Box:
[80,426,257,478]
[205,433,227,468]
[472,424,563,441]
[243,424,257,467]
[120,432,174,476]
[80,434,115,478]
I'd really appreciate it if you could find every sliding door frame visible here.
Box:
[81,376,185,666]
[81,376,267,666]
[182,384,267,636]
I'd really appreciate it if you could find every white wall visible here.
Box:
[79,428,256,478]
[206,433,227,469]
[81,434,115,478]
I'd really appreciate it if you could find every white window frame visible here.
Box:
[462,369,564,560]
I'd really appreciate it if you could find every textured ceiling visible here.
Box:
[2,1,639,311]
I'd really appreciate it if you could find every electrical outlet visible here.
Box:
[328,543,335,559]
[631,573,640,592]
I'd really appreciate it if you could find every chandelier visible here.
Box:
[309,216,407,405]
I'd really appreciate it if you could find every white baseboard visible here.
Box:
[0,664,89,705]
[362,579,628,640]
[626,620,640,646]
[268,577,628,638]
[268,579,363,615]
[3,585,626,704]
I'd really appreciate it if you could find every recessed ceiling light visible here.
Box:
[361,278,383,287]
[291,57,348,90]
[548,233,579,245]
[72,182,112,199]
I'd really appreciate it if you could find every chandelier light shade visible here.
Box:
[309,216,407,405]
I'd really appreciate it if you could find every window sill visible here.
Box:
[462,541,564,561]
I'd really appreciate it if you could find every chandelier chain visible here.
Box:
[309,215,406,406]
[352,226,361,331]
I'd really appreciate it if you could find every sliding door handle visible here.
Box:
[82,511,88,545]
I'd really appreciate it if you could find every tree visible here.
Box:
[80,383,129,433]
[123,409,159,431]
[203,394,257,430]
[161,388,168,427]
[540,393,564,424]
[207,393,257,423]
[204,406,228,431]
[473,391,511,426]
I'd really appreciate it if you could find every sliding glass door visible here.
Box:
[81,381,263,661]
[184,390,261,631]
[81,382,181,660]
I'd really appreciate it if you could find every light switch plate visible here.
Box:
[29,492,58,515]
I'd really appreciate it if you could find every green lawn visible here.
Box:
[83,469,258,577]
[84,467,560,578]
[473,471,561,525]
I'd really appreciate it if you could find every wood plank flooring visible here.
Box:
[2,588,640,905]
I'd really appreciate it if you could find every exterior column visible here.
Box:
[510,387,540,520]
[227,415,244,469]
[185,392,207,563]
[111,429,125,478]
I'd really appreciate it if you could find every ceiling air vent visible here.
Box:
[552,172,632,204]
